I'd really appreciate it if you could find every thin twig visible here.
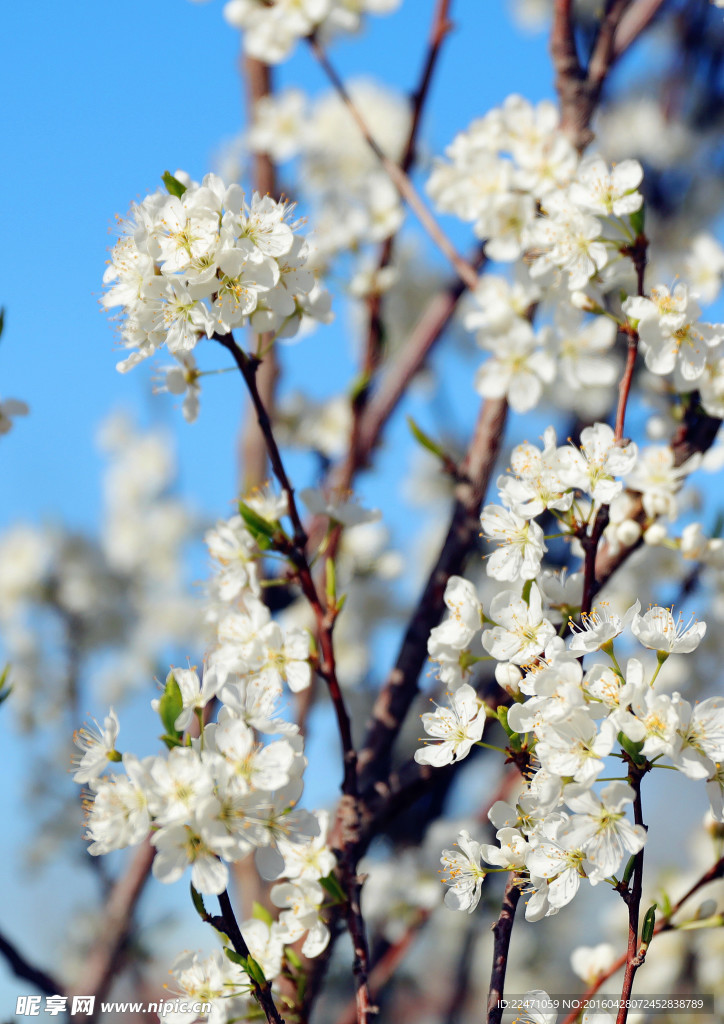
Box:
[308,37,479,291]
[216,889,285,1024]
[615,772,647,1024]
[213,330,374,1024]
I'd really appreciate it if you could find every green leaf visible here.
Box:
[406,416,447,461]
[245,955,268,988]
[641,902,657,944]
[319,873,347,905]
[0,663,11,705]
[621,854,636,887]
[629,202,645,238]
[162,171,187,198]
[349,369,371,403]
[238,501,276,551]
[190,884,208,921]
[285,947,303,970]
[252,901,273,926]
[521,579,533,605]
[158,671,184,749]
[618,731,646,766]
[225,948,248,969]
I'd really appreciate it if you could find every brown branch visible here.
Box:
[551,0,663,152]
[612,0,668,58]
[0,930,64,998]
[486,873,522,1024]
[69,839,155,1020]
[336,910,432,1024]
[308,37,479,291]
[357,397,508,793]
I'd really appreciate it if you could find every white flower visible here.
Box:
[270,879,330,957]
[558,423,637,505]
[480,504,546,581]
[631,606,706,655]
[568,156,643,217]
[559,781,647,884]
[671,696,724,779]
[568,600,640,654]
[440,830,486,912]
[414,684,486,767]
[300,487,381,526]
[482,584,556,665]
[72,708,120,783]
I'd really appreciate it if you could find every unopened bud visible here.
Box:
[643,523,667,545]
[616,520,642,547]
[495,662,522,694]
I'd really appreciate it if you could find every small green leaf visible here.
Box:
[158,671,184,749]
[190,884,208,921]
[406,416,447,461]
[326,558,336,605]
[618,731,646,766]
[238,501,276,551]
[349,369,371,403]
[225,948,248,969]
[319,873,347,905]
[252,901,273,926]
[285,947,303,970]
[521,579,533,605]
[0,663,12,705]
[629,202,645,238]
[245,954,268,987]
[621,854,636,887]
[641,902,657,944]
[162,171,187,198]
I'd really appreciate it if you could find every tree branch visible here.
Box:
[0,930,64,998]
[486,873,522,1024]
[357,397,508,793]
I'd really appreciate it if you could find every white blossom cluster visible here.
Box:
[75,488,344,1021]
[430,96,724,417]
[414,415,724,918]
[221,0,401,64]
[102,172,332,376]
